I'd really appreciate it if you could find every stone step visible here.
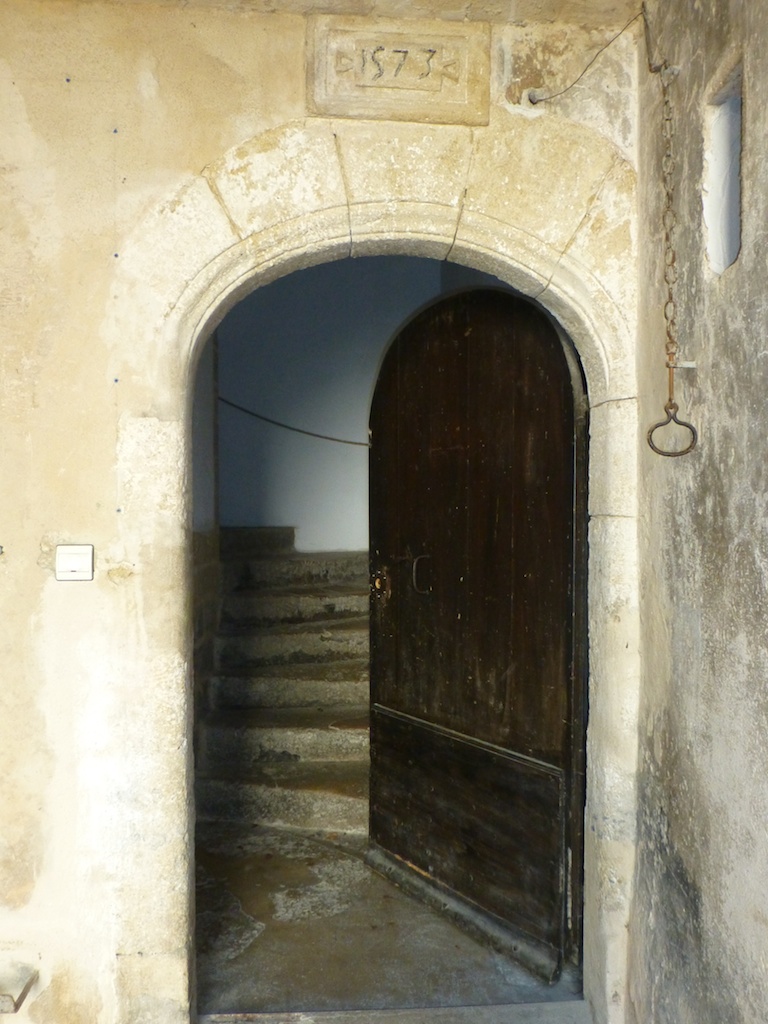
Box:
[222,550,369,593]
[196,759,369,830]
[198,707,370,773]
[223,581,369,626]
[216,617,369,669]
[219,526,296,559]
[209,659,369,710]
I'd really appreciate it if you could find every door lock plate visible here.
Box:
[371,569,390,602]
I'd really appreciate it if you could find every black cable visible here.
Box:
[529,11,643,105]
[218,396,371,448]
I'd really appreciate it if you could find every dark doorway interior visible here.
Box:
[191,260,587,1016]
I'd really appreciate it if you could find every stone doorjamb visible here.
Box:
[106,112,640,1024]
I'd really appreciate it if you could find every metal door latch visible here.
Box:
[411,554,432,594]
[371,569,390,601]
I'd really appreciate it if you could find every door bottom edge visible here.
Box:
[364,844,569,986]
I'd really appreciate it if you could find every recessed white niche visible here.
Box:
[702,67,742,275]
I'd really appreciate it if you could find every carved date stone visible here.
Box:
[308,16,490,126]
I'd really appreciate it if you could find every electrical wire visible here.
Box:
[218,396,371,448]
[529,11,643,105]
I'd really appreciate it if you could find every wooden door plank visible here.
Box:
[369,707,565,957]
[368,289,586,969]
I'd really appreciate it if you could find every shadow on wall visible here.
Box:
[210,256,504,551]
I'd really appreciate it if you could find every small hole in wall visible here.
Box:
[702,66,742,275]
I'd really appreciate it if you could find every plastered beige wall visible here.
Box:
[0,3,645,1021]
[630,3,768,1022]
[76,0,639,30]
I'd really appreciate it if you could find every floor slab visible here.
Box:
[196,822,583,1018]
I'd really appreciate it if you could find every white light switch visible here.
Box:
[55,544,94,581]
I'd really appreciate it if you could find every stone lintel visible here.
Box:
[307,16,490,125]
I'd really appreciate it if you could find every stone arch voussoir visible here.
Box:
[107,112,641,1024]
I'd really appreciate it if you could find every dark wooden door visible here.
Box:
[368,289,586,978]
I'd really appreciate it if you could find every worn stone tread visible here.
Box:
[210,679,367,711]
[229,581,368,598]
[201,546,371,828]
[206,706,369,732]
[199,706,370,769]
[216,620,369,670]
[215,658,369,683]
[200,758,370,793]
[210,662,368,711]
[223,551,369,590]
[219,526,297,558]
[196,760,369,829]
[218,614,369,637]
[224,581,369,623]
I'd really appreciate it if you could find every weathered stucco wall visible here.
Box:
[631,2,768,1022]
[0,2,646,1021]
[1,6,307,1020]
[76,0,639,29]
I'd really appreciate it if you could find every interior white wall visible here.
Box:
[215,255,503,551]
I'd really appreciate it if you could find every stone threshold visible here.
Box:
[200,1001,592,1024]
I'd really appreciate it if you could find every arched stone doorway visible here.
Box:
[108,113,640,1024]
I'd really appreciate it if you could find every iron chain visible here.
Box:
[661,65,679,371]
[647,63,698,457]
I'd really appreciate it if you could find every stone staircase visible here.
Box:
[195,528,371,834]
